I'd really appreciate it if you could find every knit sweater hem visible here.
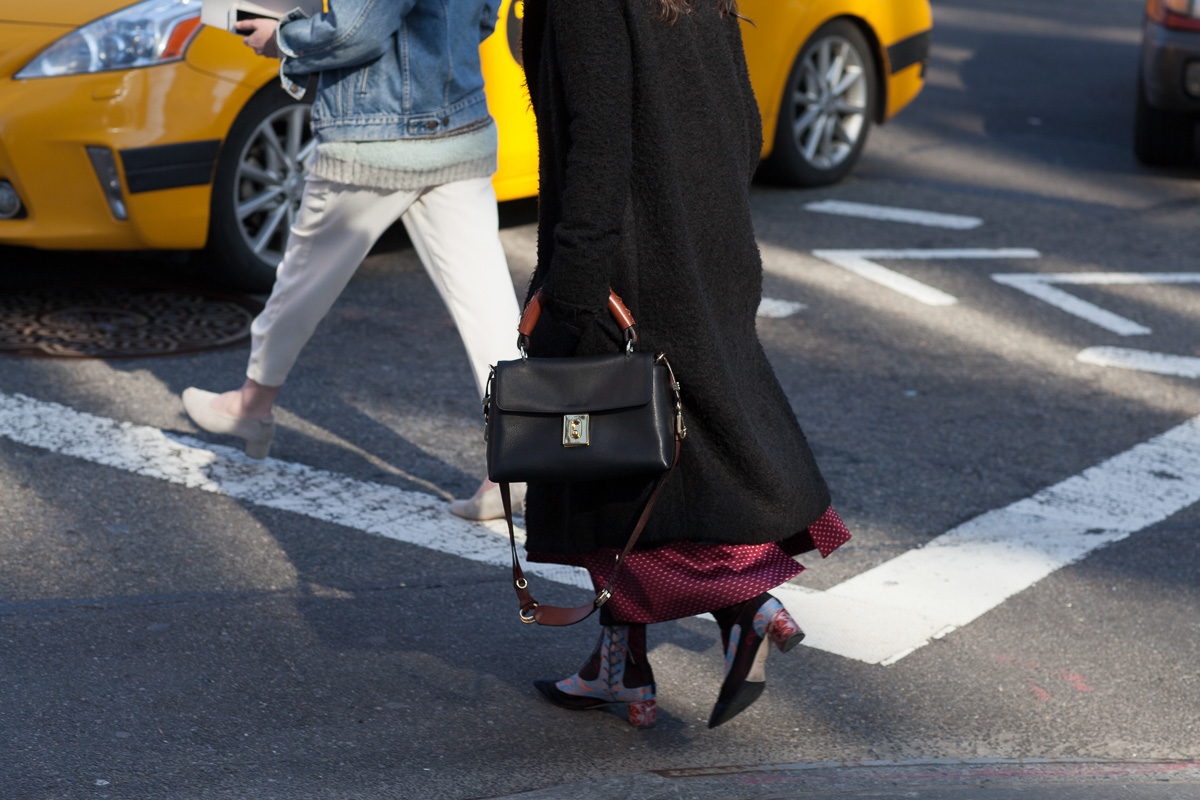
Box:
[309,152,498,190]
[309,118,498,190]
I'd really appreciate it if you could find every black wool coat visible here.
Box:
[520,0,831,555]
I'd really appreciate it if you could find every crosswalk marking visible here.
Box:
[0,390,591,592]
[3,389,1198,666]
[777,412,1200,664]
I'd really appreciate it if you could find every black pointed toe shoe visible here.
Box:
[708,593,804,728]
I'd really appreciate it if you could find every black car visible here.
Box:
[1135,0,1200,165]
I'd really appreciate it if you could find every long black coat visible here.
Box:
[521,0,831,554]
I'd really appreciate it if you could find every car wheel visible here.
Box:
[762,19,878,187]
[205,85,315,293]
[1133,75,1196,167]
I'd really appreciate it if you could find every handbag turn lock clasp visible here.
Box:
[563,414,590,446]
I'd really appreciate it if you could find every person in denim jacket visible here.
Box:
[182,0,523,520]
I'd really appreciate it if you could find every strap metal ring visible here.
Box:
[515,577,528,590]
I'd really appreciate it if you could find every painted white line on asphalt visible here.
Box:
[805,200,984,230]
[776,412,1200,665]
[757,298,807,318]
[812,250,958,306]
[813,248,1040,307]
[992,272,1200,336]
[3,390,1199,667]
[1078,347,1200,378]
[0,391,592,592]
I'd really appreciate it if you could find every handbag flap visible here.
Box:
[493,353,656,414]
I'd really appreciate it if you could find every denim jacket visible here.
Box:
[275,0,502,141]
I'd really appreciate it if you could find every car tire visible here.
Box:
[761,19,879,187]
[1133,76,1196,167]
[205,84,315,293]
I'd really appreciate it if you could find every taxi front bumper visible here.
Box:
[0,32,258,253]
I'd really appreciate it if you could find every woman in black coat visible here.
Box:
[520,0,851,728]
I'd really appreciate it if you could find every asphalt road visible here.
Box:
[2,1,1199,798]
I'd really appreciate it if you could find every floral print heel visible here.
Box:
[759,596,805,653]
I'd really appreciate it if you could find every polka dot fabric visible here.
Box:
[807,507,852,557]
[529,507,851,624]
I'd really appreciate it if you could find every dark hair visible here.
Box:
[653,0,739,24]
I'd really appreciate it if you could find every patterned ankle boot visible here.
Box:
[534,623,657,727]
[708,593,804,728]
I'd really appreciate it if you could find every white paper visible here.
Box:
[200,0,323,33]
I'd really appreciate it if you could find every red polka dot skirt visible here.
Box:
[527,506,850,624]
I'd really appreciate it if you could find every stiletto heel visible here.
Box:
[534,624,656,728]
[709,593,801,728]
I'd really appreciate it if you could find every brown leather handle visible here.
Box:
[518,288,637,347]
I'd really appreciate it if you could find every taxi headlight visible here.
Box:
[15,0,202,79]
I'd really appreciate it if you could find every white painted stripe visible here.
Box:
[812,248,1040,307]
[3,390,1199,667]
[846,249,1041,260]
[777,413,1200,664]
[812,250,959,306]
[992,272,1200,336]
[1025,272,1200,285]
[0,391,592,592]
[757,297,807,318]
[804,200,984,230]
[991,273,1151,336]
[1078,347,1200,378]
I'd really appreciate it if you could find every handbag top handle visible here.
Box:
[517,289,638,356]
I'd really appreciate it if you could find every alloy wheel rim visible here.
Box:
[789,35,868,170]
[232,104,315,268]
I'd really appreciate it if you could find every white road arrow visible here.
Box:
[992,272,1200,336]
[813,248,1041,306]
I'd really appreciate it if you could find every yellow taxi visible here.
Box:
[0,0,930,291]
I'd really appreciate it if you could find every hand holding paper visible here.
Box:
[235,18,279,57]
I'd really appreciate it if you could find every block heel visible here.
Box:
[763,599,805,653]
[627,698,657,728]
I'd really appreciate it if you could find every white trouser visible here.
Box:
[247,176,521,396]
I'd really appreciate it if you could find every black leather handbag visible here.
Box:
[484,289,685,626]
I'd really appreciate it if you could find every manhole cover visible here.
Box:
[0,285,262,358]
